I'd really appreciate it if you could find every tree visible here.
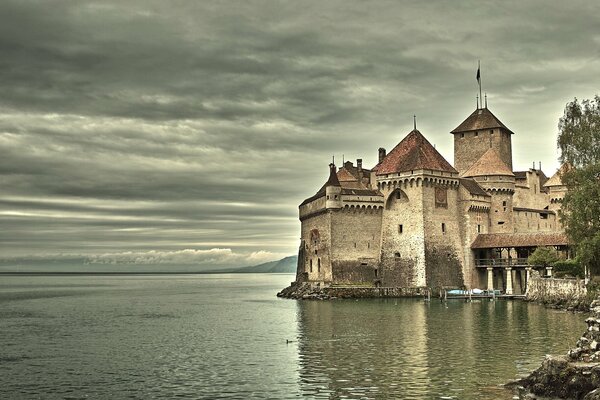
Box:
[528,246,559,268]
[558,96,600,276]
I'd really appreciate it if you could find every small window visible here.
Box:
[394,252,401,258]
[374,269,379,278]
[475,131,479,137]
[461,133,465,138]
[502,201,507,207]
[315,249,317,255]
[396,191,401,199]
[317,258,321,272]
[477,224,481,233]
[326,195,329,200]
[354,242,357,248]
[441,223,446,233]
[498,221,505,225]
[490,129,494,134]
[367,242,370,249]
[540,213,548,220]
[310,259,313,272]
[334,195,338,199]
[398,224,403,234]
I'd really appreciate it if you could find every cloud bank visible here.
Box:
[0,1,599,265]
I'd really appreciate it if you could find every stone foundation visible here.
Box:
[526,274,588,310]
[277,282,426,300]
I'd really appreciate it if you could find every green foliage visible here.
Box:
[558,96,600,168]
[552,259,583,278]
[527,246,559,267]
[558,95,600,276]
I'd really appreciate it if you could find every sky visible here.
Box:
[1,0,599,268]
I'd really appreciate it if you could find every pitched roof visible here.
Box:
[514,171,527,180]
[544,164,572,187]
[451,108,514,134]
[459,178,490,197]
[376,129,457,175]
[462,148,514,178]
[471,233,569,249]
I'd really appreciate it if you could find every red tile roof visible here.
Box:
[459,178,490,197]
[462,148,514,178]
[451,108,514,134]
[376,130,457,175]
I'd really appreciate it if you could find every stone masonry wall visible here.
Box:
[329,207,382,284]
[300,210,333,283]
[422,182,465,288]
[513,209,558,233]
[453,128,512,174]
[526,274,587,305]
[379,183,426,287]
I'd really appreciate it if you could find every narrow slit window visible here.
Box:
[441,223,446,233]
[398,224,403,234]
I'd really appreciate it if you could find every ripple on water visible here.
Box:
[0,274,587,399]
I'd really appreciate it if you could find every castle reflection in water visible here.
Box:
[292,298,581,399]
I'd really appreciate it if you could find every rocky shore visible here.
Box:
[510,298,600,399]
[277,282,426,300]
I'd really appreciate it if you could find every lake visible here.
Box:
[0,273,585,399]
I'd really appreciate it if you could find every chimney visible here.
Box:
[357,159,363,182]
[378,148,386,163]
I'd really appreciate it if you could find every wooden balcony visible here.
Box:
[475,258,529,268]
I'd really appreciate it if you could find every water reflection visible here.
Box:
[295,298,584,400]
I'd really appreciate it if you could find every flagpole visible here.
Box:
[478,60,482,110]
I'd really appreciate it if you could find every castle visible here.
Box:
[292,105,569,294]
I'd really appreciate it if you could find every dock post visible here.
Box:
[505,267,513,295]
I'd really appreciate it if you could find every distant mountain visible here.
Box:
[232,255,297,273]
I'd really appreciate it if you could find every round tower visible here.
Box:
[325,163,342,209]
[462,148,515,233]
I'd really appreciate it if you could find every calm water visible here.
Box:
[0,273,585,399]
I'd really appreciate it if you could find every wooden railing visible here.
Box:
[475,258,529,268]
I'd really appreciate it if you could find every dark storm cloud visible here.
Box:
[1,0,599,263]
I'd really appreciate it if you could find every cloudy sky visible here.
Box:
[1,1,599,267]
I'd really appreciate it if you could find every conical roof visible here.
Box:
[376,130,457,175]
[462,148,514,177]
[451,108,514,134]
[299,163,340,206]
[544,164,571,187]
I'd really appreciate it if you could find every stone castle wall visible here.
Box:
[330,207,382,284]
[379,182,426,287]
[513,209,558,233]
[300,210,333,283]
[421,182,465,288]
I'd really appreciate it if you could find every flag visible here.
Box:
[476,66,480,83]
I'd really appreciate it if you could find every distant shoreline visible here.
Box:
[0,271,295,276]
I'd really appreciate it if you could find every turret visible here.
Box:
[463,148,515,232]
[325,163,342,209]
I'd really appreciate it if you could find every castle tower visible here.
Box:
[451,107,514,175]
[462,148,515,233]
[324,163,342,209]
[374,129,462,288]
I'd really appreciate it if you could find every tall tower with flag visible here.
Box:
[450,63,513,175]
